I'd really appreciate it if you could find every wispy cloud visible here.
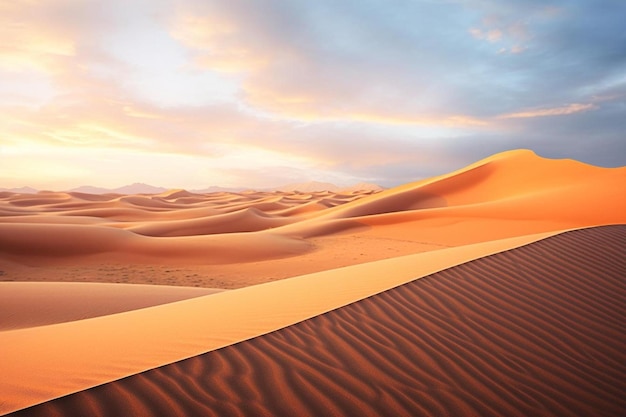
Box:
[1,0,625,189]
[498,103,597,119]
[469,28,503,43]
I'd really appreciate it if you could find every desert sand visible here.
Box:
[1,149,625,416]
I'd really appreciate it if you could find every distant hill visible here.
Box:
[0,186,38,194]
[2,182,383,195]
[70,185,113,194]
[113,183,167,195]
[70,183,167,195]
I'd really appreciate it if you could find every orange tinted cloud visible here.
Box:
[0,1,76,72]
[2,0,623,189]
[469,28,502,42]
[170,7,487,129]
[498,103,596,119]
[171,13,268,73]
[243,80,490,128]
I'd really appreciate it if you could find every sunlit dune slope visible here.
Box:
[277,149,626,239]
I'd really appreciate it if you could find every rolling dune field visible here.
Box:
[1,150,625,416]
[7,225,626,417]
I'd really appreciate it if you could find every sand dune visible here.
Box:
[129,208,293,237]
[0,229,565,414]
[275,151,626,246]
[5,225,626,416]
[1,150,623,278]
[1,150,625,415]
[277,149,625,237]
[0,222,312,266]
[1,149,625,284]
[0,282,221,331]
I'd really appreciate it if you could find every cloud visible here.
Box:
[0,1,75,72]
[1,91,284,156]
[169,0,493,124]
[469,28,503,42]
[498,103,597,119]
[1,0,625,190]
[167,0,626,128]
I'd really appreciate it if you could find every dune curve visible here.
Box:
[0,228,566,414]
[5,225,626,417]
[0,282,222,331]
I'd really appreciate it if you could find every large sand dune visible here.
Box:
[1,149,624,286]
[1,149,625,415]
[4,225,626,416]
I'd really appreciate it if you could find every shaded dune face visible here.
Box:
[0,282,222,331]
[10,225,626,417]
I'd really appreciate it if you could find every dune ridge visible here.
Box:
[7,225,626,417]
[1,150,624,287]
[1,150,626,415]
[0,228,567,414]
[277,149,626,237]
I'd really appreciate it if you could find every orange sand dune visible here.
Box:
[5,225,626,416]
[0,215,106,225]
[128,207,293,237]
[0,223,311,265]
[5,192,73,207]
[0,281,221,331]
[0,188,375,269]
[1,150,626,415]
[277,149,626,238]
[0,229,564,414]
[66,192,120,202]
[210,199,294,214]
[270,200,330,217]
[1,149,625,287]
[154,189,200,199]
[117,195,187,209]
[60,205,220,222]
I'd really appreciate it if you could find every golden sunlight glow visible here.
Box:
[0,5,74,72]
[122,106,160,119]
[1,1,620,190]
[43,124,153,147]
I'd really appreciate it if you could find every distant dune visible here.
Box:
[3,181,384,195]
[1,149,624,416]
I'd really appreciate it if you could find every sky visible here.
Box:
[1,0,625,190]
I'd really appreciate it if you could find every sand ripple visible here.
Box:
[9,225,626,417]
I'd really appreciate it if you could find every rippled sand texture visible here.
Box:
[1,149,625,416]
[8,225,626,417]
